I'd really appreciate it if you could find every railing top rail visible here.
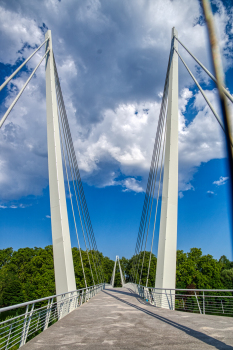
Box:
[129,283,233,293]
[0,283,104,313]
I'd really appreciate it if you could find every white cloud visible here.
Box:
[46,215,51,219]
[0,0,232,201]
[122,178,143,193]
[213,176,229,186]
[0,7,43,64]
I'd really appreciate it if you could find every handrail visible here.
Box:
[126,283,233,317]
[131,283,233,292]
[0,283,105,349]
[0,283,104,313]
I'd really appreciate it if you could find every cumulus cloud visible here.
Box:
[122,178,144,193]
[207,191,215,198]
[213,176,229,186]
[0,0,232,202]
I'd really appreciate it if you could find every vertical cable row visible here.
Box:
[131,40,175,285]
[54,58,104,286]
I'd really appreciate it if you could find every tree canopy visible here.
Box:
[0,246,232,307]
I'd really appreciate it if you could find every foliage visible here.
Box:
[0,246,113,308]
[0,246,233,308]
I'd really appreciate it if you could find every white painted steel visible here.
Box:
[175,48,227,137]
[155,27,179,310]
[175,37,233,104]
[45,30,76,300]
[126,283,233,316]
[110,256,117,287]
[0,50,49,129]
[0,284,105,350]
[110,256,125,287]
[0,38,49,92]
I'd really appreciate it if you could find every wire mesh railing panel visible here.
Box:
[0,284,105,350]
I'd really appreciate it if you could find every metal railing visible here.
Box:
[0,283,105,349]
[126,283,233,316]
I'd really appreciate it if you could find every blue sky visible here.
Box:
[0,0,233,261]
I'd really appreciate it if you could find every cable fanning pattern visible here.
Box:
[53,57,104,286]
[131,40,175,285]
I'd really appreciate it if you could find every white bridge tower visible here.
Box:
[155,27,179,309]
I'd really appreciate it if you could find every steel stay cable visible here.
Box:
[70,148,104,282]
[135,93,168,284]
[68,148,103,282]
[57,97,87,289]
[133,95,168,279]
[134,112,163,255]
[139,107,168,285]
[0,38,49,92]
[133,105,167,283]
[133,68,170,282]
[61,121,103,281]
[57,91,95,287]
[174,48,228,141]
[53,60,102,283]
[131,42,174,282]
[174,37,233,104]
[135,109,165,243]
[133,109,166,259]
[146,116,167,287]
[61,123,98,285]
[0,49,49,129]
[55,71,97,286]
[62,127,104,281]
[133,123,165,282]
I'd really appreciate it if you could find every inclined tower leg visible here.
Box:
[45,30,76,298]
[155,27,178,310]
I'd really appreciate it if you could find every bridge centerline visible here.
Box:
[22,287,233,349]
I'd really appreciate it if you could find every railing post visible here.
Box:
[36,311,41,331]
[58,294,65,320]
[195,292,202,314]
[221,299,224,314]
[75,292,79,309]
[23,303,35,344]
[170,290,173,310]
[44,298,53,331]
[68,293,73,314]
[5,324,12,350]
[19,305,29,348]
[203,292,205,315]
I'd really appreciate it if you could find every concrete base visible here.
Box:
[23,287,233,349]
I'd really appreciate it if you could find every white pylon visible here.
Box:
[155,27,179,310]
[110,256,125,287]
[45,30,76,300]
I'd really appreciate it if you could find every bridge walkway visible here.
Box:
[23,286,233,349]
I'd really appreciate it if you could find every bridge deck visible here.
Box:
[23,287,233,349]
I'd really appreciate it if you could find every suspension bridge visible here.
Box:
[0,22,233,349]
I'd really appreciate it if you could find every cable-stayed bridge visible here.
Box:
[0,24,233,349]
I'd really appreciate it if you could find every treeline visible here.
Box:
[0,246,114,308]
[0,246,233,308]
